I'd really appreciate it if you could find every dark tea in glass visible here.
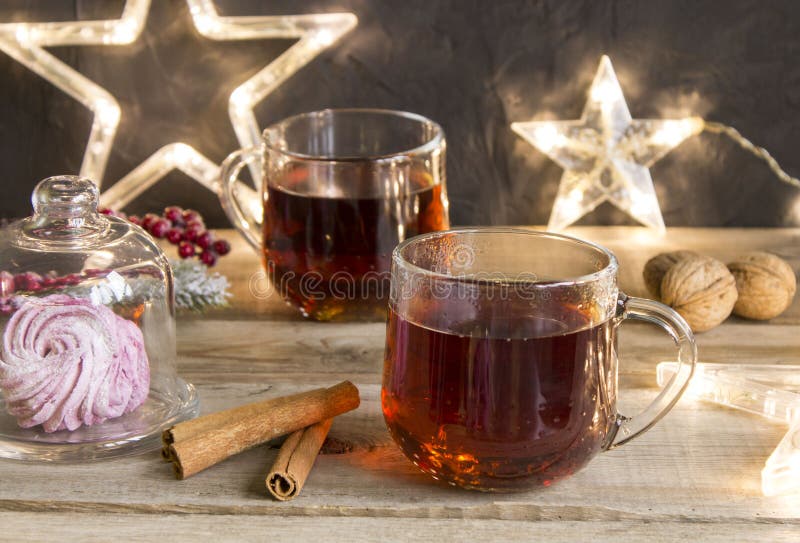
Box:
[383,229,697,491]
[221,109,449,320]
[383,306,615,490]
[264,167,447,320]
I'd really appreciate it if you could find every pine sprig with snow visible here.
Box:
[171,259,232,311]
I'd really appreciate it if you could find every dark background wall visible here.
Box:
[1,0,799,227]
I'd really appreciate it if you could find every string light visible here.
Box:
[0,0,357,210]
[513,55,800,232]
[702,122,800,190]
[658,361,800,496]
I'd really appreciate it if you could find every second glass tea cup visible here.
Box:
[220,108,449,321]
[382,228,697,491]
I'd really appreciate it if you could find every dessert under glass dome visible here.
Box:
[0,176,198,461]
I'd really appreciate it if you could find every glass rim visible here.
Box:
[392,227,619,287]
[261,108,445,163]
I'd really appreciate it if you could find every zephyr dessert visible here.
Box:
[0,295,150,433]
[0,176,198,461]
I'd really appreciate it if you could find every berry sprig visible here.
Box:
[1,261,230,315]
[1,268,115,313]
[99,206,231,267]
[1,269,107,295]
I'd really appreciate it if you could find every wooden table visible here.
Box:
[2,227,799,541]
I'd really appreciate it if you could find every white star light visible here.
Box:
[658,361,800,497]
[512,55,704,233]
[0,0,357,210]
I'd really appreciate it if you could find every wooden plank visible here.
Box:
[2,513,799,543]
[174,318,800,389]
[0,383,797,524]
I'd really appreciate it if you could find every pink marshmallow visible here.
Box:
[0,294,150,432]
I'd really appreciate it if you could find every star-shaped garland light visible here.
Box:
[512,55,703,233]
[0,0,357,213]
[658,361,800,497]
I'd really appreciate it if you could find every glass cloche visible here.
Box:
[0,176,198,461]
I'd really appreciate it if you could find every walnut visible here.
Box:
[643,250,699,298]
[660,256,738,332]
[728,252,796,320]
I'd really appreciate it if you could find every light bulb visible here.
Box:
[313,28,335,47]
[111,19,139,44]
[96,101,121,126]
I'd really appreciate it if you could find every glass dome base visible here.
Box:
[0,380,198,462]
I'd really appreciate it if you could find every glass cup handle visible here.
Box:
[605,293,698,449]
[218,146,263,252]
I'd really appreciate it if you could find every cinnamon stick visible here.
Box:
[160,387,291,461]
[164,381,359,479]
[266,419,332,501]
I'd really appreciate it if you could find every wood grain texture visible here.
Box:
[0,227,798,540]
[3,514,800,543]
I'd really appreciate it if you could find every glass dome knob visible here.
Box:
[25,176,105,241]
[32,175,99,216]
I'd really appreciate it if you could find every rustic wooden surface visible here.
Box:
[1,227,799,541]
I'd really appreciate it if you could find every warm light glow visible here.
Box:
[313,28,336,47]
[14,24,32,45]
[650,118,705,147]
[512,55,704,233]
[170,142,194,166]
[230,86,252,109]
[628,189,651,216]
[658,361,800,496]
[530,124,562,153]
[590,79,617,104]
[0,1,357,212]
[559,198,582,222]
[100,143,220,210]
[96,100,121,126]
[191,14,217,35]
[111,18,139,44]
[764,424,800,497]
[567,188,583,202]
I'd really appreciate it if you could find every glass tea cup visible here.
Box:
[219,109,450,321]
[382,228,697,491]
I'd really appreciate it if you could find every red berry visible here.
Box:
[41,275,58,288]
[14,272,42,291]
[150,219,170,238]
[196,231,213,249]
[128,215,141,225]
[98,208,113,216]
[141,213,160,230]
[164,206,184,224]
[178,241,195,259]
[213,239,231,255]
[183,223,203,242]
[182,209,202,224]
[62,274,82,286]
[200,250,217,266]
[166,228,183,244]
[185,219,204,232]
